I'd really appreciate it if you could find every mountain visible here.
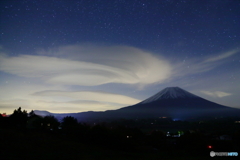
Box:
[34,110,79,120]
[34,110,53,117]
[35,87,240,121]
[139,87,199,103]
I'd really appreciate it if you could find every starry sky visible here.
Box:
[0,0,240,114]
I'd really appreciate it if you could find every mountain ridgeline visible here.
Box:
[35,87,240,121]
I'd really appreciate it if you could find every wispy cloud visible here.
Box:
[171,48,239,79]
[30,90,141,113]
[34,100,124,113]
[204,49,239,63]
[172,59,215,78]
[1,45,239,113]
[32,90,141,105]
[0,44,170,113]
[0,45,172,87]
[0,83,141,113]
[200,90,232,98]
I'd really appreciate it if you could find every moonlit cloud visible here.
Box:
[0,45,172,87]
[0,82,141,113]
[172,59,215,77]
[200,91,232,98]
[0,44,170,113]
[31,90,141,113]
[32,90,140,105]
[0,45,239,114]
[34,100,124,113]
[204,49,239,62]
[171,48,240,79]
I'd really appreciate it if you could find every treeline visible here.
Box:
[1,107,240,153]
[0,107,145,151]
[0,107,59,130]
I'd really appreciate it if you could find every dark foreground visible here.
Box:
[1,128,239,160]
[1,108,239,160]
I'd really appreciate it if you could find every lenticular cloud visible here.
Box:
[0,45,172,86]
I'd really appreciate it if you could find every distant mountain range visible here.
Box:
[35,87,240,121]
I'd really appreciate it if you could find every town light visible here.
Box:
[208,145,213,149]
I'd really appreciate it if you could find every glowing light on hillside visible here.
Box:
[208,145,213,149]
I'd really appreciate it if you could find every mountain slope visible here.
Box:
[112,87,239,119]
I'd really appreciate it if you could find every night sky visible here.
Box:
[1,0,240,114]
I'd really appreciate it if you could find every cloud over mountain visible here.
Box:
[0,45,239,113]
[200,90,232,98]
[0,45,172,87]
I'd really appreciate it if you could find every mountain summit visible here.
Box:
[140,87,198,104]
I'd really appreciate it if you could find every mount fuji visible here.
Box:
[98,87,240,120]
[35,87,240,121]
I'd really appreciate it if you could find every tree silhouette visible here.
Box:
[61,116,78,129]
[9,107,28,128]
[28,110,36,117]
[0,113,3,127]
[61,116,79,135]
[27,110,43,129]
[42,115,60,130]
